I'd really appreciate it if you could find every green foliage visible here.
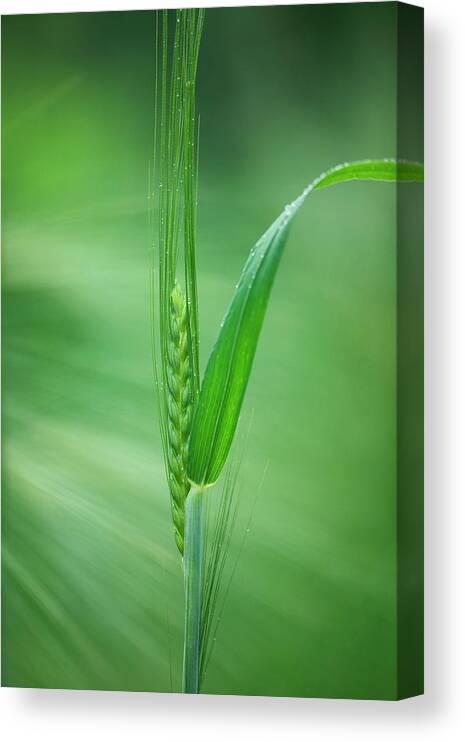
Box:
[187,159,424,487]
[1,4,425,700]
[150,7,424,699]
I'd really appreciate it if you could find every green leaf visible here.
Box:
[187,159,424,486]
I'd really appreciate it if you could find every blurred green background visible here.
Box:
[2,3,420,698]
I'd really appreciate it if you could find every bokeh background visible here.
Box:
[2,3,422,698]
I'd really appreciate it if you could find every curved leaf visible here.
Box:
[188,159,424,486]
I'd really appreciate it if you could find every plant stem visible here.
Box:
[182,487,204,693]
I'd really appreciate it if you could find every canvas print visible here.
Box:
[1,2,424,699]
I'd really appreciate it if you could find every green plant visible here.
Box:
[150,7,204,693]
[150,9,424,694]
[150,8,203,562]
